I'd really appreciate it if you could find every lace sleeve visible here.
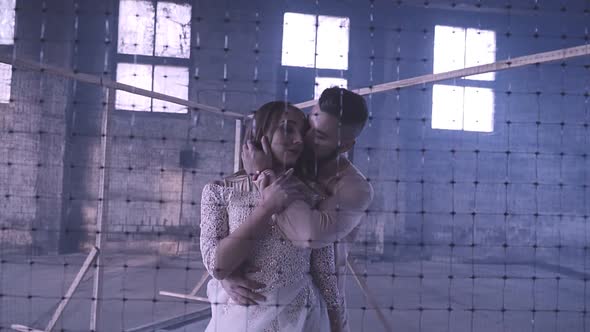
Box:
[310,245,346,332]
[199,183,229,278]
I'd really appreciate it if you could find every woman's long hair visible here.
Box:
[234,101,308,178]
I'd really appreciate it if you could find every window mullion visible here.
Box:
[150,0,158,112]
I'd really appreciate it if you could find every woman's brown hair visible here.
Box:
[236,101,308,177]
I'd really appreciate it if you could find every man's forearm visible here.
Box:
[213,203,274,279]
[276,201,339,248]
[277,201,368,249]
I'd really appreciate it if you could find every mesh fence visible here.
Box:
[0,0,589,331]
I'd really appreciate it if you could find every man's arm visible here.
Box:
[241,137,272,176]
[275,178,374,249]
[213,170,306,279]
[240,137,374,248]
[219,264,267,305]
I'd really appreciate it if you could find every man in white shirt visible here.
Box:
[219,87,374,330]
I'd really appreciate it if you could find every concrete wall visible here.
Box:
[62,0,386,253]
[0,0,74,254]
[1,0,588,262]
[350,3,589,264]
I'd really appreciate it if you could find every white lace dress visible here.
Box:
[200,176,342,332]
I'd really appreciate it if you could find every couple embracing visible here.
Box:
[200,87,374,332]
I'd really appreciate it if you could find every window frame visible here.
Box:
[281,12,350,71]
[0,0,16,104]
[113,0,195,115]
[431,25,497,133]
[279,12,351,102]
[0,44,13,104]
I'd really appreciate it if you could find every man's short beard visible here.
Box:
[302,146,340,178]
[316,148,340,164]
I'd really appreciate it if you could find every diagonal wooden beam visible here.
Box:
[0,54,244,119]
[295,44,590,109]
[44,247,99,332]
[11,324,44,332]
[189,272,210,297]
[158,291,210,303]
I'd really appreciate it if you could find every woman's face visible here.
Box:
[268,108,306,168]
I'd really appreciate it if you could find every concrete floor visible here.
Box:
[1,250,588,332]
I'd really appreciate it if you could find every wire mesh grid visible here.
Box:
[0,0,589,331]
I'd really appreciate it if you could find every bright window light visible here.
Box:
[316,16,350,70]
[432,25,496,132]
[0,0,15,104]
[117,0,156,56]
[0,63,12,103]
[118,0,191,59]
[433,26,465,78]
[463,87,494,132]
[432,85,495,133]
[314,77,348,99]
[433,25,496,81]
[281,12,350,70]
[0,0,15,45]
[116,1,191,113]
[155,2,192,58]
[281,13,316,68]
[152,65,188,113]
[432,85,464,131]
[116,63,189,113]
[116,63,153,111]
[465,29,496,81]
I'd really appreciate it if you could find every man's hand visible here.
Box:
[241,136,273,176]
[260,169,307,214]
[220,265,267,306]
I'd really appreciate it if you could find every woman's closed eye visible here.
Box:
[315,133,327,141]
[279,122,302,136]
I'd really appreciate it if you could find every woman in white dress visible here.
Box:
[200,101,343,332]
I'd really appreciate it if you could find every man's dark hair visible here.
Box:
[318,87,368,138]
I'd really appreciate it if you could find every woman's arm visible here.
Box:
[199,183,230,277]
[310,245,347,332]
[201,182,273,280]
[211,170,306,280]
[212,200,275,280]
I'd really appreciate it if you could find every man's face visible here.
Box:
[304,104,345,162]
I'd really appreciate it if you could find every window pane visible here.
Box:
[153,65,188,113]
[465,28,496,81]
[432,26,496,132]
[0,0,15,45]
[316,15,350,70]
[155,2,192,58]
[281,12,316,68]
[0,63,11,103]
[117,0,155,56]
[314,77,347,99]
[432,84,464,131]
[463,87,494,132]
[116,63,153,111]
[433,26,466,75]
